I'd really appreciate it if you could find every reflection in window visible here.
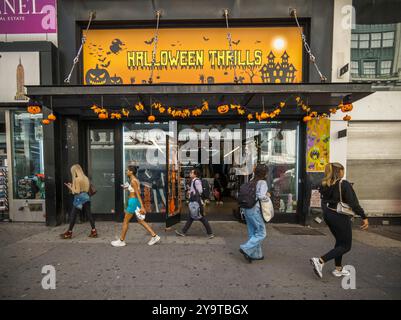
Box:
[123,122,168,215]
[11,112,45,199]
[247,122,298,214]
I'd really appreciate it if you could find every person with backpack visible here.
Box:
[60,164,98,239]
[238,164,269,263]
[175,168,215,239]
[310,162,369,278]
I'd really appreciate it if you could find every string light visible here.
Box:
[224,9,239,84]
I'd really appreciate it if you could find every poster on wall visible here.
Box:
[0,52,40,103]
[83,27,303,85]
[306,118,330,172]
[0,0,57,34]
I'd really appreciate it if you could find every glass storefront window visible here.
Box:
[247,121,298,214]
[123,122,169,216]
[11,112,45,199]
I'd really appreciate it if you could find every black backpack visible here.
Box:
[194,178,210,200]
[238,180,257,208]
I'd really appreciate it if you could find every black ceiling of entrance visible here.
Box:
[26,83,373,117]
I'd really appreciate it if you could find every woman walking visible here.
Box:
[60,164,97,239]
[310,162,369,278]
[111,165,160,247]
[239,164,269,263]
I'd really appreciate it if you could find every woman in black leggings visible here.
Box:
[310,163,368,278]
[60,164,97,239]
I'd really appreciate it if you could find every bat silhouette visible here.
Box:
[98,57,106,62]
[101,61,111,68]
[171,44,176,47]
[107,52,111,55]
[144,37,155,45]
[98,55,103,58]
[89,53,94,55]
[203,37,209,41]
[232,40,240,45]
[255,40,261,44]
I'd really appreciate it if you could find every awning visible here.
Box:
[26,82,373,118]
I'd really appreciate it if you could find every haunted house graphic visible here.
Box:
[260,51,297,83]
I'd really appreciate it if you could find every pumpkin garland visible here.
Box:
[27,105,41,114]
[87,96,355,123]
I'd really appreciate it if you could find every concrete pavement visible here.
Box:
[0,221,400,300]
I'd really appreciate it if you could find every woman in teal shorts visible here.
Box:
[111,165,161,247]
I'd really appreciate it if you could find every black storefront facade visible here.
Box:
[25,0,373,227]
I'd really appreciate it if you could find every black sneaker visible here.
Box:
[239,249,253,263]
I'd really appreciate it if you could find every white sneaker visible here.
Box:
[148,235,161,246]
[111,239,126,247]
[332,268,351,277]
[310,257,323,278]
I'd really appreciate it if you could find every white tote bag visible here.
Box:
[260,198,274,223]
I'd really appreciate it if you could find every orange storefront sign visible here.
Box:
[83,27,303,85]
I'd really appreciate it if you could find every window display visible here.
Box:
[247,121,298,214]
[123,122,169,216]
[11,112,45,200]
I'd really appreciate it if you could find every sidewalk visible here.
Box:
[0,221,400,300]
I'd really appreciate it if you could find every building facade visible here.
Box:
[5,0,398,227]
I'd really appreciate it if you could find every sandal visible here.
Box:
[89,229,98,238]
[60,230,72,239]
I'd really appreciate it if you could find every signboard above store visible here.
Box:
[0,0,57,34]
[83,27,303,85]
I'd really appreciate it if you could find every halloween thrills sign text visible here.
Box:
[83,27,303,85]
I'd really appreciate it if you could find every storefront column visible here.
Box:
[43,106,62,226]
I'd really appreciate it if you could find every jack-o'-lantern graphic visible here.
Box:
[48,114,56,121]
[217,105,229,114]
[110,74,123,85]
[27,105,41,114]
[98,112,108,120]
[85,65,111,85]
[309,147,320,161]
[148,115,156,122]
[42,119,50,125]
[341,103,353,113]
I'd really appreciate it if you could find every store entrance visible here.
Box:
[178,123,244,221]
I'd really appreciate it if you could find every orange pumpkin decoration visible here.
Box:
[279,102,286,108]
[148,115,156,122]
[42,119,50,125]
[27,105,41,114]
[247,114,253,120]
[343,115,351,121]
[217,105,230,114]
[303,115,312,122]
[47,114,56,121]
[98,113,108,120]
[341,103,353,112]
